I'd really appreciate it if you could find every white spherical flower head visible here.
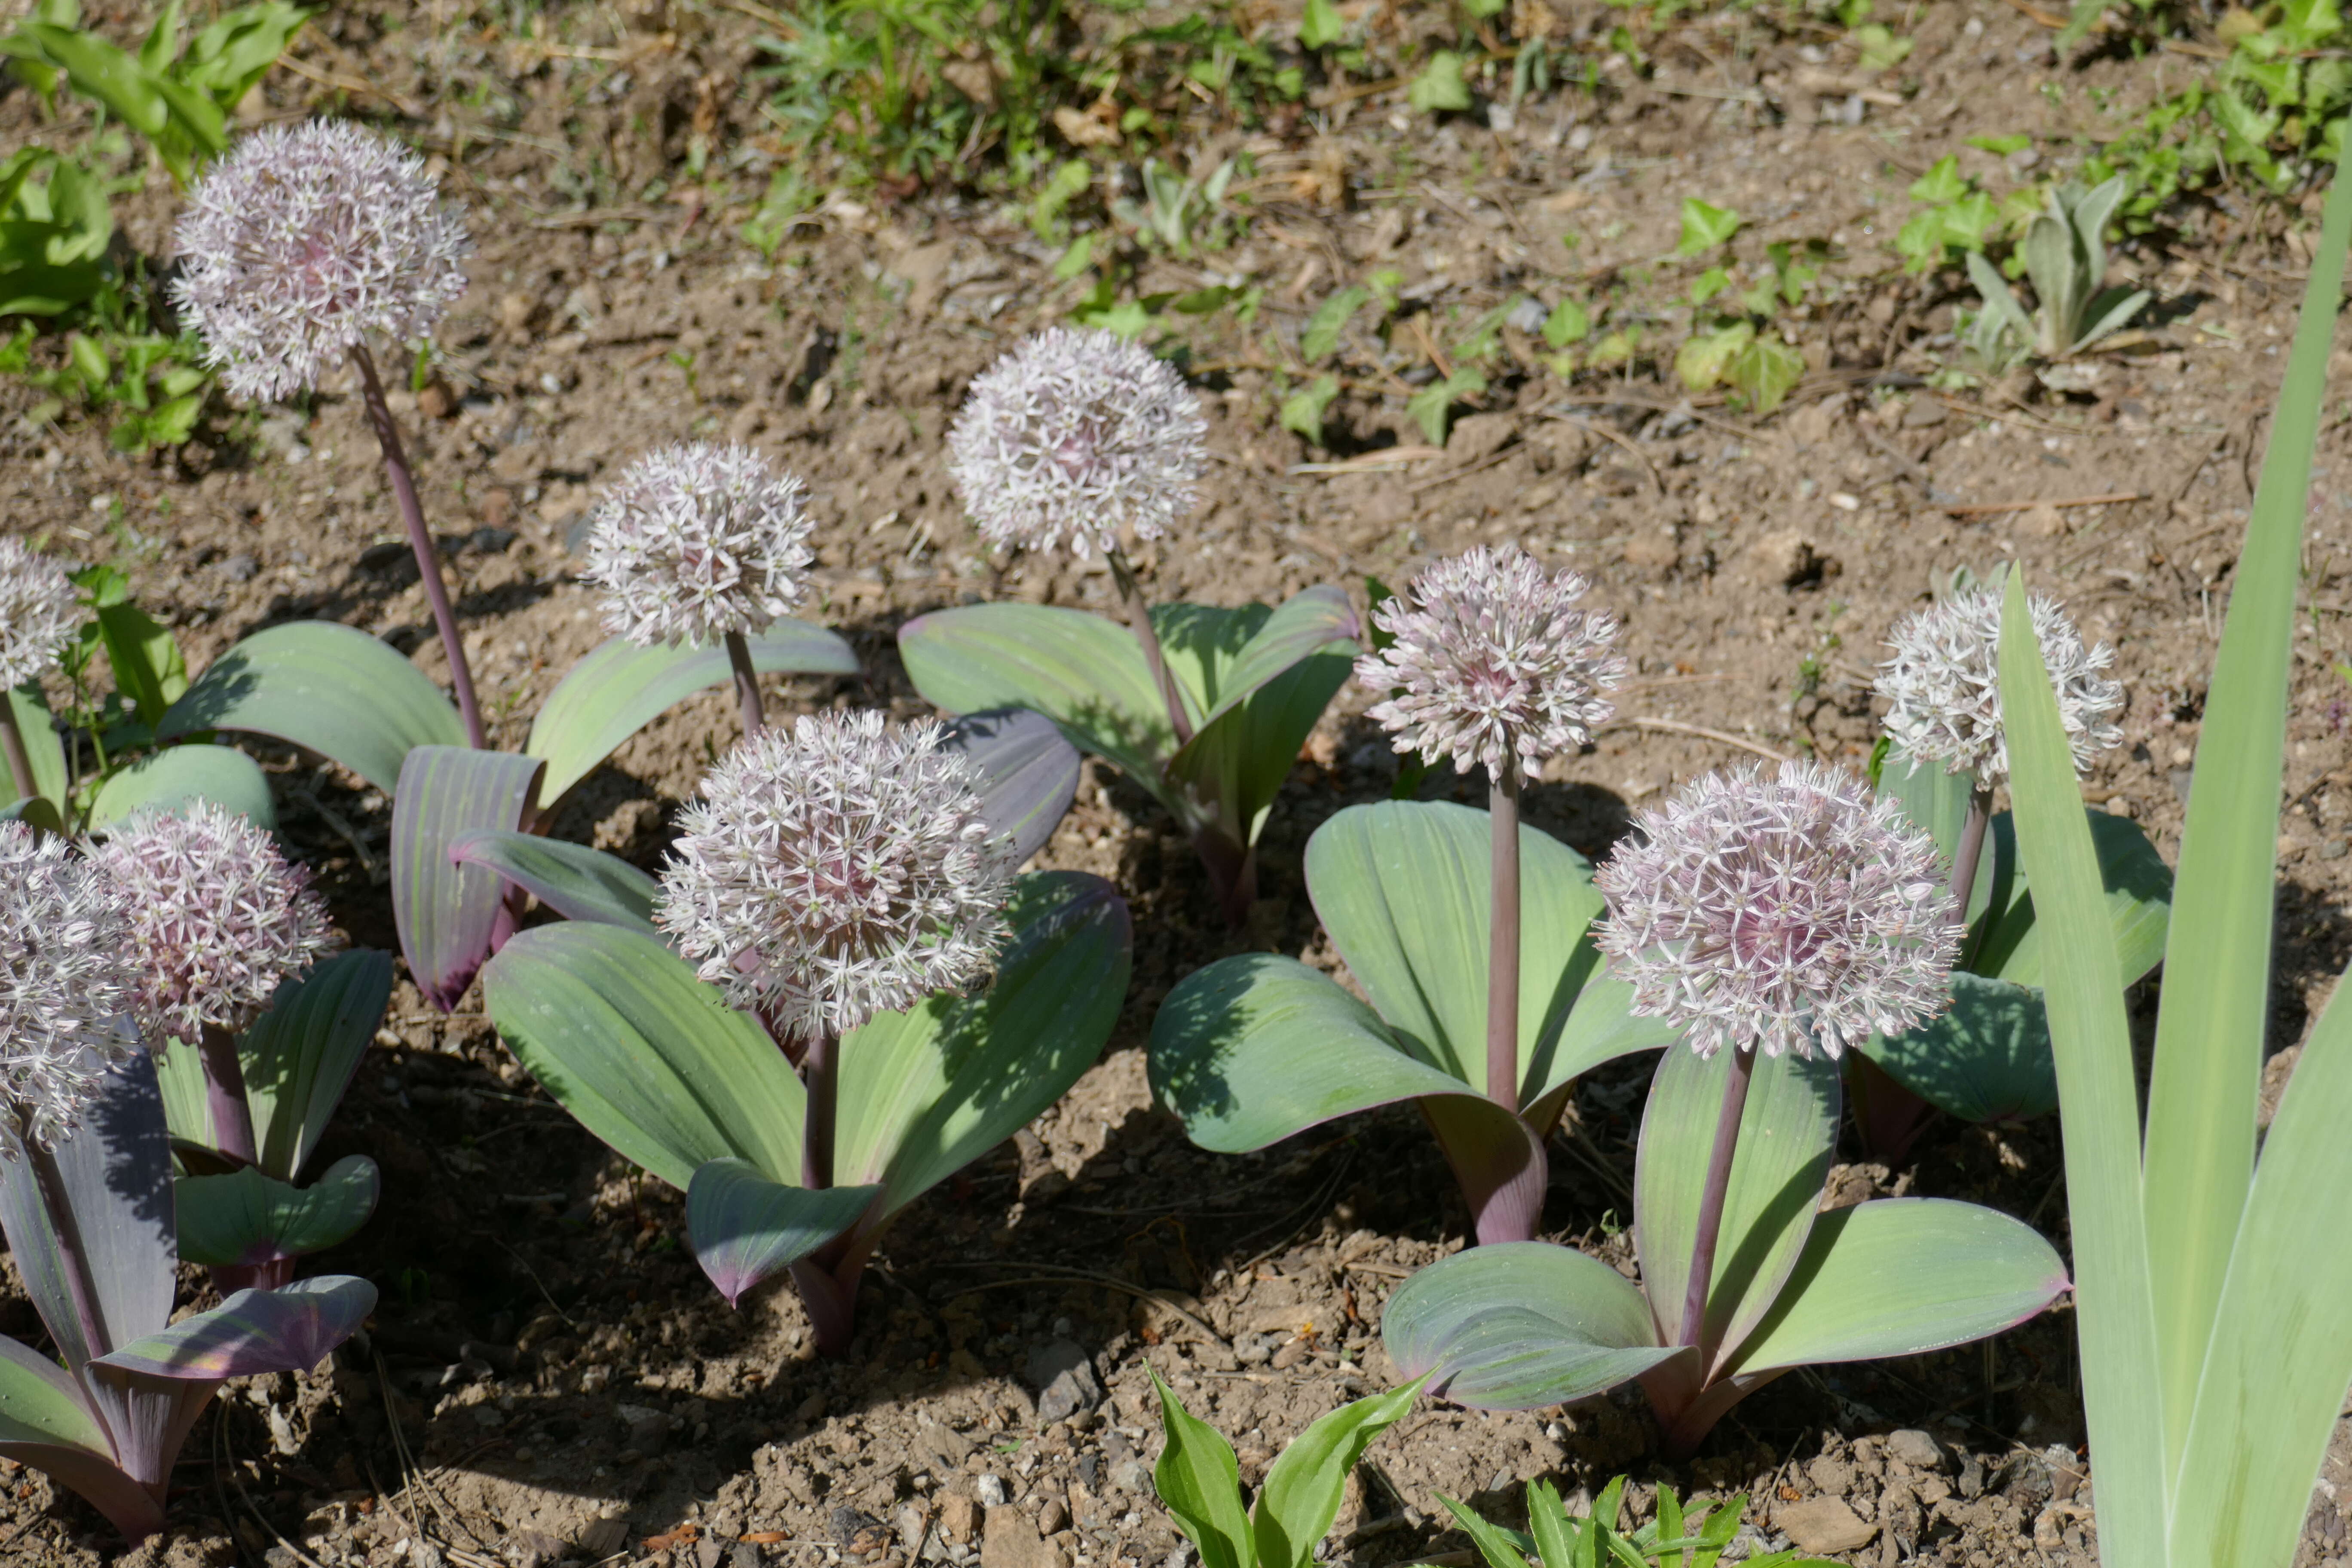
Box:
[946,328,1208,559]
[658,711,1014,1041]
[1354,545,1629,782]
[583,444,817,647]
[171,120,472,403]
[1594,761,1961,1061]
[0,538,77,691]
[93,802,337,1046]
[0,823,138,1153]
[1876,586,2124,781]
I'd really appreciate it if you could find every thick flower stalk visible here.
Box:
[0,539,77,802]
[1358,546,1628,1131]
[94,803,336,1165]
[947,328,1208,743]
[0,823,138,1155]
[1595,760,1960,1346]
[584,444,817,736]
[172,120,484,746]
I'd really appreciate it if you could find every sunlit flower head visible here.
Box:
[0,538,77,692]
[946,328,1207,558]
[583,444,817,647]
[0,823,138,1153]
[1594,761,1960,1060]
[171,120,472,403]
[1876,586,2124,781]
[1355,545,1627,781]
[658,711,1013,1041]
[93,802,337,1045]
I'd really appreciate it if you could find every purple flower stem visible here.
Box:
[1487,765,1524,1108]
[1677,1043,1757,1352]
[24,1129,115,1374]
[800,1031,837,1194]
[1948,784,1994,967]
[1108,548,1193,747]
[351,343,487,750]
[0,706,35,805]
[197,1024,260,1168]
[724,631,766,738]
[790,1256,859,1357]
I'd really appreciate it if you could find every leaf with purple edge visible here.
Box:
[173,1156,378,1268]
[92,1276,377,1381]
[685,1160,880,1306]
[1380,1242,1681,1411]
[449,829,658,934]
[87,743,275,831]
[939,708,1082,868]
[390,746,543,1011]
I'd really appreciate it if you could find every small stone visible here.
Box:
[2321,838,2347,861]
[576,1519,630,1557]
[1446,412,1518,467]
[939,1494,979,1542]
[982,1506,1066,1568]
[1026,1341,1104,1426]
[1109,1458,1150,1494]
[2024,502,2069,538]
[978,1473,1011,1507]
[1270,1338,1309,1371]
[1886,1429,1946,1472]
[2106,795,2135,818]
[217,553,258,583]
[1622,532,1680,572]
[1775,1498,1875,1555]
[1038,1495,1069,1534]
[1902,398,1948,429]
[416,378,459,420]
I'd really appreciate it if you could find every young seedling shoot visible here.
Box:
[0,536,76,805]
[948,326,1209,745]
[92,802,335,1173]
[583,443,818,738]
[172,120,483,745]
[658,710,1014,1352]
[1356,545,1626,1231]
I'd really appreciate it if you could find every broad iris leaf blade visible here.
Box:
[87,743,274,830]
[173,1157,379,1268]
[159,622,467,794]
[449,829,659,934]
[939,707,1083,867]
[684,1160,880,1307]
[92,1276,376,1380]
[389,746,542,1011]
[1381,1242,1679,1410]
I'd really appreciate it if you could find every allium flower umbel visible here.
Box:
[0,538,77,691]
[1876,586,2124,781]
[172,120,472,403]
[659,711,1014,1041]
[1594,761,1960,1061]
[94,802,337,1046]
[584,444,817,647]
[1355,545,1628,782]
[0,823,138,1153]
[946,328,1208,559]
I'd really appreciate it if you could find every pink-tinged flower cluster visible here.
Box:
[946,328,1207,559]
[584,444,817,647]
[1594,761,1960,1061]
[171,120,472,403]
[0,538,77,692]
[93,802,337,1046]
[0,823,138,1153]
[1355,545,1628,782]
[1876,585,2124,781]
[658,711,1013,1041]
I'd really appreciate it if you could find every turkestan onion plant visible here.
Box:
[481,711,1128,1354]
[1151,547,1676,1245]
[1378,761,2068,1454]
[94,803,391,1291]
[0,538,76,818]
[899,327,1360,924]
[1850,584,2170,1154]
[1992,154,2352,1568]
[0,823,374,1543]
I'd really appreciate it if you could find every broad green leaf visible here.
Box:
[1542,299,1590,349]
[1725,337,1804,413]
[0,1339,105,1455]
[1675,199,1741,256]
[153,1038,212,1150]
[1298,0,1344,48]
[1279,375,1340,445]
[173,1156,378,1267]
[481,921,805,1191]
[1436,1494,1534,1568]
[94,1276,374,1380]
[5,684,65,810]
[941,707,1083,869]
[1635,1045,1839,1369]
[1305,801,1675,1101]
[1151,1367,1254,1568]
[181,2,309,110]
[448,828,658,934]
[93,601,185,726]
[389,747,541,1011]
[88,743,273,830]
[160,621,466,794]
[1302,288,1369,362]
[1167,589,1357,848]
[1409,50,1470,113]
[1150,602,1270,730]
[684,1160,880,1307]
[1722,1198,2067,1375]
[1998,572,2167,1568]
[241,949,392,1178]
[1860,972,2056,1124]
[1252,1377,1424,1568]
[1972,811,2173,987]
[524,622,858,808]
[1406,368,1486,446]
[840,872,1130,1213]
[1381,1242,1680,1410]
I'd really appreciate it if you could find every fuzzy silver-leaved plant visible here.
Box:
[1594,760,1960,1061]
[658,711,1013,1041]
[94,802,337,1046]
[0,537,77,692]
[0,823,138,1153]
[584,444,817,647]
[946,328,1207,558]
[171,120,472,403]
[1876,585,2123,780]
[1355,545,1628,782]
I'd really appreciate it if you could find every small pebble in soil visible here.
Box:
[979,1473,1010,1507]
